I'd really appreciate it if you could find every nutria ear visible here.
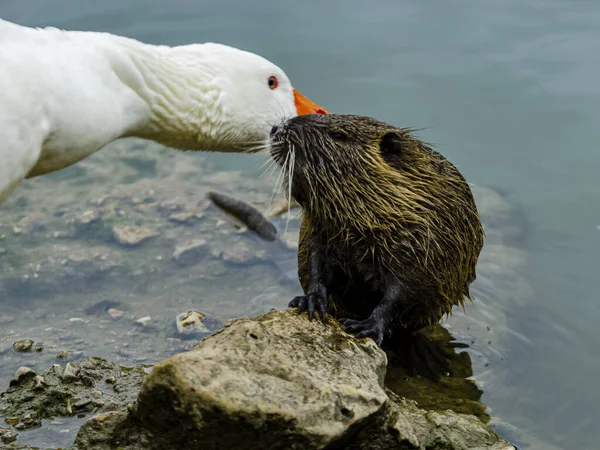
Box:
[379,132,403,155]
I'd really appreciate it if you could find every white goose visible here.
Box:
[0,18,327,205]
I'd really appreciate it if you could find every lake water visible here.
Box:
[1,1,599,449]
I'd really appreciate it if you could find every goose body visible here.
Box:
[0,18,326,204]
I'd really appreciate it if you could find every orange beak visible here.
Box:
[293,89,329,115]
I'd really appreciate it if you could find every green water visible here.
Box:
[1,1,599,449]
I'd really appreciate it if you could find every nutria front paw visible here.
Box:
[339,317,385,346]
[289,294,327,322]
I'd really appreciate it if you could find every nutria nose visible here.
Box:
[270,123,283,140]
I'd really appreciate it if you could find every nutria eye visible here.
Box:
[268,76,279,90]
[330,132,347,141]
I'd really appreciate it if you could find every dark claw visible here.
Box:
[289,293,327,322]
[339,317,385,346]
[288,296,301,308]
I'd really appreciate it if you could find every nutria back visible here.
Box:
[270,114,484,346]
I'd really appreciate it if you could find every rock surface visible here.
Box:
[68,310,514,450]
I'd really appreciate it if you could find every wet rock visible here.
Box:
[350,390,515,450]
[9,367,36,387]
[13,413,41,430]
[33,375,48,391]
[0,247,6,256]
[12,339,34,353]
[33,341,44,352]
[62,362,80,382]
[175,310,210,338]
[172,239,207,265]
[137,309,388,449]
[112,225,158,247]
[0,426,18,444]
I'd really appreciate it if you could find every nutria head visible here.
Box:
[270,114,471,228]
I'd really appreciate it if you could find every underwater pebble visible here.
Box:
[136,316,152,326]
[112,225,158,247]
[172,239,207,264]
[108,308,125,320]
[168,211,203,224]
[12,339,34,352]
[176,310,210,337]
[0,247,5,255]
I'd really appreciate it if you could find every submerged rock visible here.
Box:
[0,357,147,443]
[71,310,513,450]
[175,310,210,337]
[12,339,34,353]
[112,225,158,247]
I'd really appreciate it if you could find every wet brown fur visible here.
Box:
[270,114,484,342]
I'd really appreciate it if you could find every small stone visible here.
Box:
[4,418,18,426]
[14,413,40,430]
[136,316,152,326]
[91,390,103,399]
[12,339,34,352]
[76,210,101,225]
[176,310,210,337]
[112,225,158,247]
[52,364,64,377]
[33,341,44,352]
[10,367,36,386]
[73,399,92,410]
[168,211,202,224]
[108,308,124,320]
[0,427,18,444]
[56,350,85,361]
[69,317,87,323]
[172,239,207,265]
[0,247,6,255]
[106,376,117,384]
[33,375,48,390]
[62,362,80,382]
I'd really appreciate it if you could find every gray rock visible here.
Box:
[62,362,80,382]
[12,339,34,352]
[9,367,37,387]
[0,426,18,444]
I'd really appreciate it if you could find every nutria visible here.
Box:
[268,114,485,355]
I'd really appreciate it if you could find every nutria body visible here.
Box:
[269,114,484,348]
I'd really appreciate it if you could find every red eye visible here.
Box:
[268,75,278,90]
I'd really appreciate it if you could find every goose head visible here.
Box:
[142,43,328,152]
